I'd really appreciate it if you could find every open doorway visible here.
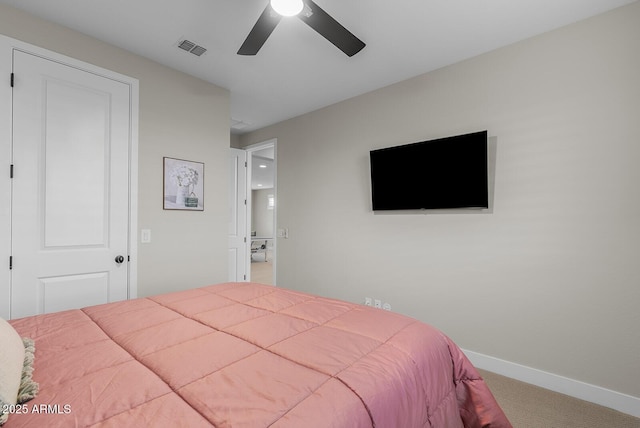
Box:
[247,140,276,285]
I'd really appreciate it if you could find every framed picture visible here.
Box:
[163,157,204,211]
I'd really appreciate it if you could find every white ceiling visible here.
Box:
[1,0,635,134]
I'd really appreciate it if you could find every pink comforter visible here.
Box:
[8,282,510,427]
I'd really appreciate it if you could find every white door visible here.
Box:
[10,50,132,318]
[229,148,248,281]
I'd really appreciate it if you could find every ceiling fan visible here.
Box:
[238,0,366,57]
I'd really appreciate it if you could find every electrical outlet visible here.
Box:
[364,297,372,306]
[374,299,382,309]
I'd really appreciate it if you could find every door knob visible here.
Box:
[115,255,125,264]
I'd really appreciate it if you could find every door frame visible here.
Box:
[245,139,277,285]
[0,35,139,319]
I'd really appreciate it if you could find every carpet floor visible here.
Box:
[479,369,640,428]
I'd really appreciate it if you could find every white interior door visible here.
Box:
[10,50,132,318]
[229,148,248,281]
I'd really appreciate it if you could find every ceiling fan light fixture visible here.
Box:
[270,0,304,17]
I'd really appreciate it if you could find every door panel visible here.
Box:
[11,50,131,318]
[229,148,247,281]
[43,79,110,247]
[38,272,109,314]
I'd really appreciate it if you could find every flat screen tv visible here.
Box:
[370,130,488,211]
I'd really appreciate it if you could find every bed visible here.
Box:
[2,282,511,427]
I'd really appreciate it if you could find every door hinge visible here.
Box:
[10,73,14,87]
[243,274,247,280]
[127,255,130,262]
[10,164,13,178]
[245,161,247,168]
[244,237,247,243]
[9,256,12,270]
[244,199,247,205]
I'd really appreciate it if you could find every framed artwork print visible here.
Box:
[163,157,204,211]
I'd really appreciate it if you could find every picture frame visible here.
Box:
[163,157,204,211]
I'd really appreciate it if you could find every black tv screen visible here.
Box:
[370,131,488,211]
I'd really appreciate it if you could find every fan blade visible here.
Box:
[298,0,365,57]
[238,4,282,55]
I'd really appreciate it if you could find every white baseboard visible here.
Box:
[463,349,640,419]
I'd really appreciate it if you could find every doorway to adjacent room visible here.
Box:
[247,140,276,285]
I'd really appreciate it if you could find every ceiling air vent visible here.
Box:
[231,118,250,131]
[177,39,207,57]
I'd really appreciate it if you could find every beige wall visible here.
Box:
[241,3,640,399]
[0,4,231,297]
[230,133,243,149]
[252,189,275,238]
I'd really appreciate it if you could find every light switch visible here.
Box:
[141,229,151,243]
[277,228,289,239]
